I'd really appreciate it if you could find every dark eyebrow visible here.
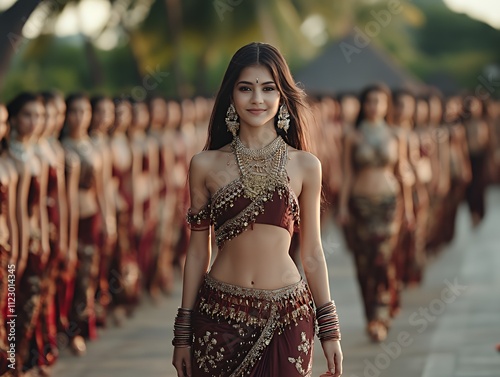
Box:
[236,80,276,85]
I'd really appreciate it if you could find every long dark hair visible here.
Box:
[61,92,90,139]
[89,95,110,132]
[392,88,416,127]
[7,92,40,120]
[90,95,108,113]
[426,88,444,125]
[7,92,41,138]
[355,83,393,128]
[204,42,310,151]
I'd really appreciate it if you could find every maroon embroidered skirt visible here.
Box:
[191,274,315,377]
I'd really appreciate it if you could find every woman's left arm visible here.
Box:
[396,131,415,230]
[298,152,343,377]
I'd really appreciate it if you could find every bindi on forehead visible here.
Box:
[239,65,274,82]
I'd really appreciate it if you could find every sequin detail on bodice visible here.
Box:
[187,178,300,248]
[63,138,96,189]
[187,136,301,248]
[353,121,398,169]
[212,177,300,247]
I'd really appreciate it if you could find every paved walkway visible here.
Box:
[52,188,500,377]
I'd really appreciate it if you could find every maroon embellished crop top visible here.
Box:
[186,177,300,248]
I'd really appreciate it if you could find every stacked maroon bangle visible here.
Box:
[316,300,341,342]
[172,308,193,347]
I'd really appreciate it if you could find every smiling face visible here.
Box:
[33,100,47,138]
[394,94,415,124]
[428,96,443,125]
[150,98,167,127]
[232,65,281,132]
[415,99,430,126]
[54,96,67,133]
[114,101,132,133]
[43,100,58,137]
[66,98,92,136]
[92,98,115,133]
[132,102,150,131]
[12,100,44,138]
[363,90,388,123]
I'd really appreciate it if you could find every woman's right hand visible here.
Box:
[172,346,192,377]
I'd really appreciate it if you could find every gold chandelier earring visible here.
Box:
[277,104,290,133]
[225,103,239,137]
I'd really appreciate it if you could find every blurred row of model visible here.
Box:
[0,84,498,375]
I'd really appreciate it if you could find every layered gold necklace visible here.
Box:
[232,135,288,200]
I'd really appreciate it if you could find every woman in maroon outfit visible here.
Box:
[440,96,472,244]
[90,95,117,326]
[462,96,490,226]
[30,92,69,372]
[0,103,20,375]
[172,43,343,377]
[391,90,428,287]
[129,99,159,296]
[7,93,50,375]
[339,84,413,342]
[61,93,114,355]
[109,98,140,320]
[147,95,173,296]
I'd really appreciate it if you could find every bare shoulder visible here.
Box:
[289,149,321,174]
[190,145,232,173]
[189,150,214,172]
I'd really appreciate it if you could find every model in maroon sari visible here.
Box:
[185,141,317,376]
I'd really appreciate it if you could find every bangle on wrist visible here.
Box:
[316,300,341,342]
[172,307,194,347]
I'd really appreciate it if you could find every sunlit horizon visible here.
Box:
[0,0,498,46]
[444,0,500,29]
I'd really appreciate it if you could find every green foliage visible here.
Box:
[1,0,499,100]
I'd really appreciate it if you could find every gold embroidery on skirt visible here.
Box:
[288,331,314,376]
[194,274,315,376]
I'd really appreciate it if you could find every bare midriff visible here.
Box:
[209,224,301,290]
[351,167,400,198]
[78,188,99,218]
[135,173,151,202]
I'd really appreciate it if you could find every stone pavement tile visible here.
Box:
[52,297,175,377]
[455,349,500,375]
[421,353,457,377]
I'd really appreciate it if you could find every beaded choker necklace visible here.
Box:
[9,139,34,162]
[232,135,288,200]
